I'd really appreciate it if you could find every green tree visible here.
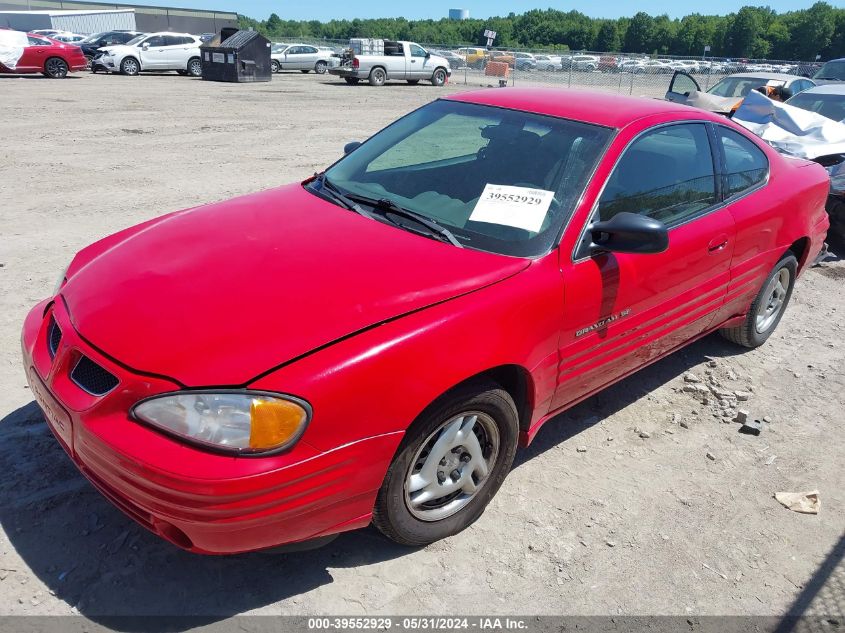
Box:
[623,12,654,53]
[595,21,620,52]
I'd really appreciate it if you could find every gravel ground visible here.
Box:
[0,70,843,624]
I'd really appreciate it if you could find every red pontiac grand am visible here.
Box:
[23,89,829,554]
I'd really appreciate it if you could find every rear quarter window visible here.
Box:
[718,128,769,198]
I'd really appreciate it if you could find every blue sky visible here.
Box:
[179,0,840,20]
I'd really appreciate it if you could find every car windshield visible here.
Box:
[708,76,779,98]
[813,60,845,81]
[125,34,146,46]
[319,100,612,257]
[786,91,845,122]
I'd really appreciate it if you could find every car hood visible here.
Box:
[61,183,529,386]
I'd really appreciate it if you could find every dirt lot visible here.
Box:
[0,70,843,624]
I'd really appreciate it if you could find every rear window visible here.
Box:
[786,91,845,122]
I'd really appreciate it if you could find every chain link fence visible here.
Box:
[276,35,818,98]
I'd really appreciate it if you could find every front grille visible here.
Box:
[70,356,119,396]
[47,316,62,359]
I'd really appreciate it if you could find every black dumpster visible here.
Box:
[200,28,272,82]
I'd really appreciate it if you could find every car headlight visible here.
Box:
[131,391,310,455]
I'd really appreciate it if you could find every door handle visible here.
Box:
[707,235,729,253]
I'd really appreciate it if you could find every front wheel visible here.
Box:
[373,381,519,546]
[120,57,139,76]
[270,59,280,73]
[431,67,447,86]
[187,57,202,77]
[315,60,328,74]
[44,57,68,78]
[720,252,797,348]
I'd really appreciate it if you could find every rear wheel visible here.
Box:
[368,67,386,86]
[120,57,139,76]
[720,252,797,348]
[44,57,68,78]
[373,381,518,546]
[187,57,202,77]
[431,67,448,86]
[315,60,328,74]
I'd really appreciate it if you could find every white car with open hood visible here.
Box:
[97,32,203,76]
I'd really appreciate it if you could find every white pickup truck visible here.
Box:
[329,40,451,86]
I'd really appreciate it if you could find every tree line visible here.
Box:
[238,2,845,62]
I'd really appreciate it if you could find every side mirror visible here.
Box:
[589,212,669,254]
[142,43,150,50]
[425,52,431,58]
[343,141,362,154]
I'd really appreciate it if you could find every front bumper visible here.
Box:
[22,298,401,554]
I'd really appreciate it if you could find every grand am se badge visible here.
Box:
[575,309,632,337]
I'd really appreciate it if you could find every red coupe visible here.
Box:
[22,89,830,554]
[0,32,87,78]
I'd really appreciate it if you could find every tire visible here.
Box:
[120,57,139,76]
[368,67,386,86]
[826,195,845,243]
[373,381,519,546]
[315,60,328,74]
[344,77,359,85]
[719,252,798,348]
[84,54,93,70]
[270,60,280,73]
[407,79,420,85]
[44,57,68,78]
[431,67,447,86]
[187,57,202,77]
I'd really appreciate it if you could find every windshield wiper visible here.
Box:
[345,193,463,248]
[309,173,375,220]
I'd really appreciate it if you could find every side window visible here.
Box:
[144,36,166,47]
[410,44,427,58]
[27,36,51,46]
[597,123,717,226]
[718,127,769,198]
[288,46,303,54]
[303,46,317,54]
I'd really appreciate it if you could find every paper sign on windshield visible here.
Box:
[469,184,554,233]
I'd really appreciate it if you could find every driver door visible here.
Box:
[138,35,168,69]
[408,43,429,79]
[665,71,701,103]
[552,122,735,411]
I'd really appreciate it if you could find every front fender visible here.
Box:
[249,254,563,453]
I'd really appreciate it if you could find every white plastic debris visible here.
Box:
[774,490,820,514]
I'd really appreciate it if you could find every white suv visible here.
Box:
[98,32,203,76]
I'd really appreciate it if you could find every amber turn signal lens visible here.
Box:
[249,398,307,450]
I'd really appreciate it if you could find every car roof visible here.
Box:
[446,88,708,128]
[798,83,845,95]
[726,72,805,82]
